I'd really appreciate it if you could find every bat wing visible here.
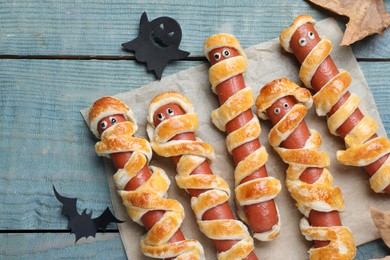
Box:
[53,186,122,242]
[93,207,124,231]
[69,209,96,242]
[53,185,79,220]
[53,186,93,242]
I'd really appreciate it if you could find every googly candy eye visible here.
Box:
[222,49,230,58]
[214,52,221,61]
[283,103,289,109]
[308,31,315,40]
[274,107,281,114]
[299,37,307,47]
[100,120,108,130]
[157,113,165,121]
[109,116,117,124]
[166,108,175,116]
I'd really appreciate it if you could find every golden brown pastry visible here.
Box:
[204,33,281,241]
[88,96,205,259]
[256,78,356,260]
[280,14,390,193]
[147,91,256,260]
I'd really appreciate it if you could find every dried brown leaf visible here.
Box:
[370,207,390,248]
[307,0,390,45]
[370,257,390,260]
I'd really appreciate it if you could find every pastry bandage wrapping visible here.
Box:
[205,34,281,241]
[256,78,356,260]
[89,97,205,259]
[147,92,254,260]
[280,14,390,193]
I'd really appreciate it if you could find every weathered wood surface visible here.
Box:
[1,0,389,259]
[0,59,202,230]
[0,0,389,58]
[0,233,126,259]
[1,59,389,259]
[0,233,388,260]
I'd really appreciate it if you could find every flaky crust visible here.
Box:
[312,70,351,116]
[256,78,312,121]
[89,96,205,259]
[300,218,356,260]
[280,14,316,53]
[299,37,332,89]
[204,33,247,61]
[208,56,246,93]
[205,34,281,241]
[281,14,390,193]
[256,78,356,260]
[88,96,136,139]
[147,91,255,259]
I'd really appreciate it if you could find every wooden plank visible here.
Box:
[356,239,390,260]
[0,59,203,230]
[0,59,389,229]
[0,233,127,259]
[361,62,390,135]
[0,0,389,58]
[0,234,387,259]
[0,59,389,257]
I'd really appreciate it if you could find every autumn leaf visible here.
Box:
[370,207,390,249]
[307,0,390,45]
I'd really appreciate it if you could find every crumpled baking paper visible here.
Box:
[81,18,390,259]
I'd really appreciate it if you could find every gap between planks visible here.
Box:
[0,229,119,234]
[0,55,207,61]
[1,55,389,62]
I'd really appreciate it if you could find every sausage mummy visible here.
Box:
[146,92,257,260]
[88,96,205,259]
[280,14,390,194]
[256,78,356,259]
[204,33,281,241]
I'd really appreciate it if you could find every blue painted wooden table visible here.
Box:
[1,1,389,259]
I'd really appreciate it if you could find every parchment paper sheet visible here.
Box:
[82,18,390,259]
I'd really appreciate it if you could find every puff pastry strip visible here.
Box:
[147,91,255,260]
[88,96,205,259]
[280,14,390,193]
[256,78,356,260]
[205,33,281,241]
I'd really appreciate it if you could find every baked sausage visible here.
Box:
[88,96,205,259]
[256,78,356,259]
[280,14,390,194]
[147,92,257,260]
[204,34,281,241]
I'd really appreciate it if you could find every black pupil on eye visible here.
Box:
[224,51,229,55]
[300,39,305,43]
[168,109,173,114]
[101,122,106,128]
[283,103,288,108]
[214,53,220,59]
[111,118,116,123]
[310,32,313,36]
[157,114,163,119]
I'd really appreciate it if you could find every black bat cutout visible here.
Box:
[53,186,123,242]
[122,12,190,79]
